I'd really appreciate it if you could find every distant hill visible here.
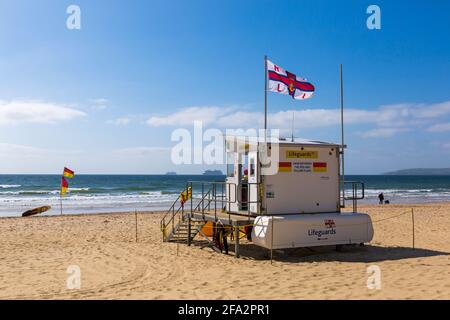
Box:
[202,170,224,176]
[384,168,450,175]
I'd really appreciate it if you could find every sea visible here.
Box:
[0,174,449,217]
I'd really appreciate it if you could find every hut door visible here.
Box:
[248,151,260,214]
[226,152,241,213]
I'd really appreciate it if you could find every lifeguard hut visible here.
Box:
[160,134,373,257]
[160,59,373,257]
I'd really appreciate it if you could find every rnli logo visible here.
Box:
[288,82,294,93]
[324,219,336,228]
[286,71,296,94]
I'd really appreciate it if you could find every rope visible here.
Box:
[372,210,411,224]
[188,210,414,230]
[158,210,415,239]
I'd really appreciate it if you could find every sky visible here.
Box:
[0,0,449,174]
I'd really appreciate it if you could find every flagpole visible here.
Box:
[60,170,63,215]
[264,55,268,135]
[291,111,294,142]
[340,64,345,208]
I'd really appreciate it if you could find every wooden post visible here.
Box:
[188,182,193,246]
[135,210,138,243]
[177,215,180,256]
[270,216,274,264]
[235,225,240,258]
[412,208,415,249]
[187,215,192,246]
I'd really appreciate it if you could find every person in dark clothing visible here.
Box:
[378,193,385,205]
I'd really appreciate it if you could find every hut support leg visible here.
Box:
[187,216,191,246]
[234,226,240,258]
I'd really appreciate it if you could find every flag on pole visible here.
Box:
[267,60,315,100]
[63,167,75,178]
[61,177,69,196]
[180,187,192,207]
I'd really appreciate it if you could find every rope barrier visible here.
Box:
[158,209,417,242]
[180,210,414,230]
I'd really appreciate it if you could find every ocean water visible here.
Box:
[0,174,449,217]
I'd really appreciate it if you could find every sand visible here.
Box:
[0,203,449,300]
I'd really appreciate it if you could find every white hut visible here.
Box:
[161,134,373,257]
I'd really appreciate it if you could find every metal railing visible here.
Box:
[160,192,183,241]
[161,180,263,240]
[185,180,262,222]
[343,181,365,212]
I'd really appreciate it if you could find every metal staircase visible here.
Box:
[160,186,215,243]
[167,218,206,243]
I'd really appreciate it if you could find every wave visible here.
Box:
[0,184,21,188]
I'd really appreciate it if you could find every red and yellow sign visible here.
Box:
[278,162,292,172]
[313,162,327,173]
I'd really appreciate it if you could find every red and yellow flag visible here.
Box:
[63,167,75,179]
[180,187,192,207]
[61,177,69,196]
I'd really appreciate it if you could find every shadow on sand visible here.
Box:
[192,240,449,263]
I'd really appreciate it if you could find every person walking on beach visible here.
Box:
[378,192,385,205]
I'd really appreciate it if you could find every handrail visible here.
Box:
[160,192,184,241]
[343,181,365,213]
[343,181,365,200]
[187,180,263,221]
[161,193,181,227]
[187,180,262,205]
[160,180,264,241]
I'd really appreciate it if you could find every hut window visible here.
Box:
[250,158,255,177]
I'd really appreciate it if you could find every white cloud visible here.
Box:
[0,143,84,173]
[359,127,409,138]
[107,117,131,126]
[0,100,86,125]
[427,122,450,132]
[145,101,450,139]
[0,143,47,156]
[147,106,232,127]
[89,98,109,110]
[113,146,170,156]
[413,101,450,119]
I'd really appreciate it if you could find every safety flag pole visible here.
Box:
[60,170,63,216]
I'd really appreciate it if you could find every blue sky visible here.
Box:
[0,0,449,174]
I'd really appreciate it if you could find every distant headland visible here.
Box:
[384,168,450,175]
[202,170,224,176]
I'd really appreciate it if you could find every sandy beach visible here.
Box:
[0,203,449,300]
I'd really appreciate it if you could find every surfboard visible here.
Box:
[22,205,51,217]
